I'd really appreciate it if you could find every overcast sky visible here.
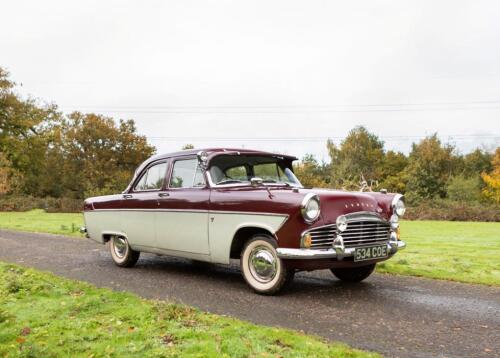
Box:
[2,0,499,161]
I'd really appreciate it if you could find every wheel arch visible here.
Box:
[229,225,277,259]
[101,231,128,244]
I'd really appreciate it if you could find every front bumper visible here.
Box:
[277,240,406,260]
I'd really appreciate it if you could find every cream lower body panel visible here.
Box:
[84,211,126,244]
[208,212,288,264]
[84,209,288,265]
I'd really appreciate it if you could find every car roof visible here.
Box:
[144,147,298,163]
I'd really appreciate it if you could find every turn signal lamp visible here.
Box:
[301,233,312,248]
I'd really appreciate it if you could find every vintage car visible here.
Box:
[82,148,406,294]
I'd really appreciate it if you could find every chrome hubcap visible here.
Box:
[113,236,128,258]
[249,246,277,283]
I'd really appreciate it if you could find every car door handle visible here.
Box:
[123,194,133,199]
[158,193,170,198]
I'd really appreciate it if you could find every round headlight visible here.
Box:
[336,215,348,232]
[301,193,320,223]
[392,195,406,217]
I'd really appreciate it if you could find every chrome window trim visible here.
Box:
[206,171,302,189]
[131,160,168,193]
[168,156,207,189]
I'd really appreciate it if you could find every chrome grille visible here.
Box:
[307,218,390,249]
[341,220,390,248]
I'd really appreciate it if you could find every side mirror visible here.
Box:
[250,177,263,187]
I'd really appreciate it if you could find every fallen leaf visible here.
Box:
[161,334,175,346]
[485,348,492,352]
[16,337,26,344]
[20,327,31,336]
[128,327,135,333]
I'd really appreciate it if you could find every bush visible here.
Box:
[0,196,82,213]
[406,199,500,222]
[446,175,481,202]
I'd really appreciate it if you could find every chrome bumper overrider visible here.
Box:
[276,240,406,259]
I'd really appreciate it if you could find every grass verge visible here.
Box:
[0,210,498,286]
[377,220,500,286]
[0,262,377,357]
[0,209,83,237]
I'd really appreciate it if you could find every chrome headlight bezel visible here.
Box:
[301,193,321,223]
[391,194,406,217]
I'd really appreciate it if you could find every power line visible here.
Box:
[145,135,500,142]
[58,100,500,114]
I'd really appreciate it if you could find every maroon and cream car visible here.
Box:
[82,148,406,294]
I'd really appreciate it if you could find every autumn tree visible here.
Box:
[404,134,455,200]
[0,67,62,195]
[327,126,385,190]
[481,147,500,204]
[58,112,156,198]
[293,154,330,188]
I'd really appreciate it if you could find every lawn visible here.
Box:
[0,210,499,286]
[0,262,376,358]
[377,220,500,286]
[0,209,83,237]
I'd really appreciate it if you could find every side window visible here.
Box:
[170,159,206,188]
[134,162,167,191]
[225,165,247,181]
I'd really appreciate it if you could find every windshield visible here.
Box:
[209,155,302,187]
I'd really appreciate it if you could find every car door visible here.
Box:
[155,157,210,255]
[120,160,168,249]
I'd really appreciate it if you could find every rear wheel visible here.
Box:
[110,236,140,267]
[240,235,294,295]
[331,264,376,282]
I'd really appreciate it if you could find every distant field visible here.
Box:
[0,210,498,286]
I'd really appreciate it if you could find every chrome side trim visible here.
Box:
[88,208,288,217]
[277,241,406,259]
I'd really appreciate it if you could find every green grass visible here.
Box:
[0,209,83,237]
[0,210,499,286]
[377,220,500,286]
[0,262,376,358]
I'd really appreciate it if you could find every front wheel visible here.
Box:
[240,235,294,295]
[331,264,376,282]
[110,236,140,267]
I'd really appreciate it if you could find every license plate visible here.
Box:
[354,245,388,262]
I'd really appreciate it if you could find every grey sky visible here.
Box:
[2,0,499,161]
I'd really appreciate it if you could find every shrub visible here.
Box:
[406,199,500,222]
[0,196,82,213]
[446,175,481,202]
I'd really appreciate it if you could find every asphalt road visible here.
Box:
[0,230,498,358]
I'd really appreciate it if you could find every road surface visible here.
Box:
[0,230,498,357]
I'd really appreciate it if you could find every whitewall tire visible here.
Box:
[109,236,140,268]
[240,235,294,295]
